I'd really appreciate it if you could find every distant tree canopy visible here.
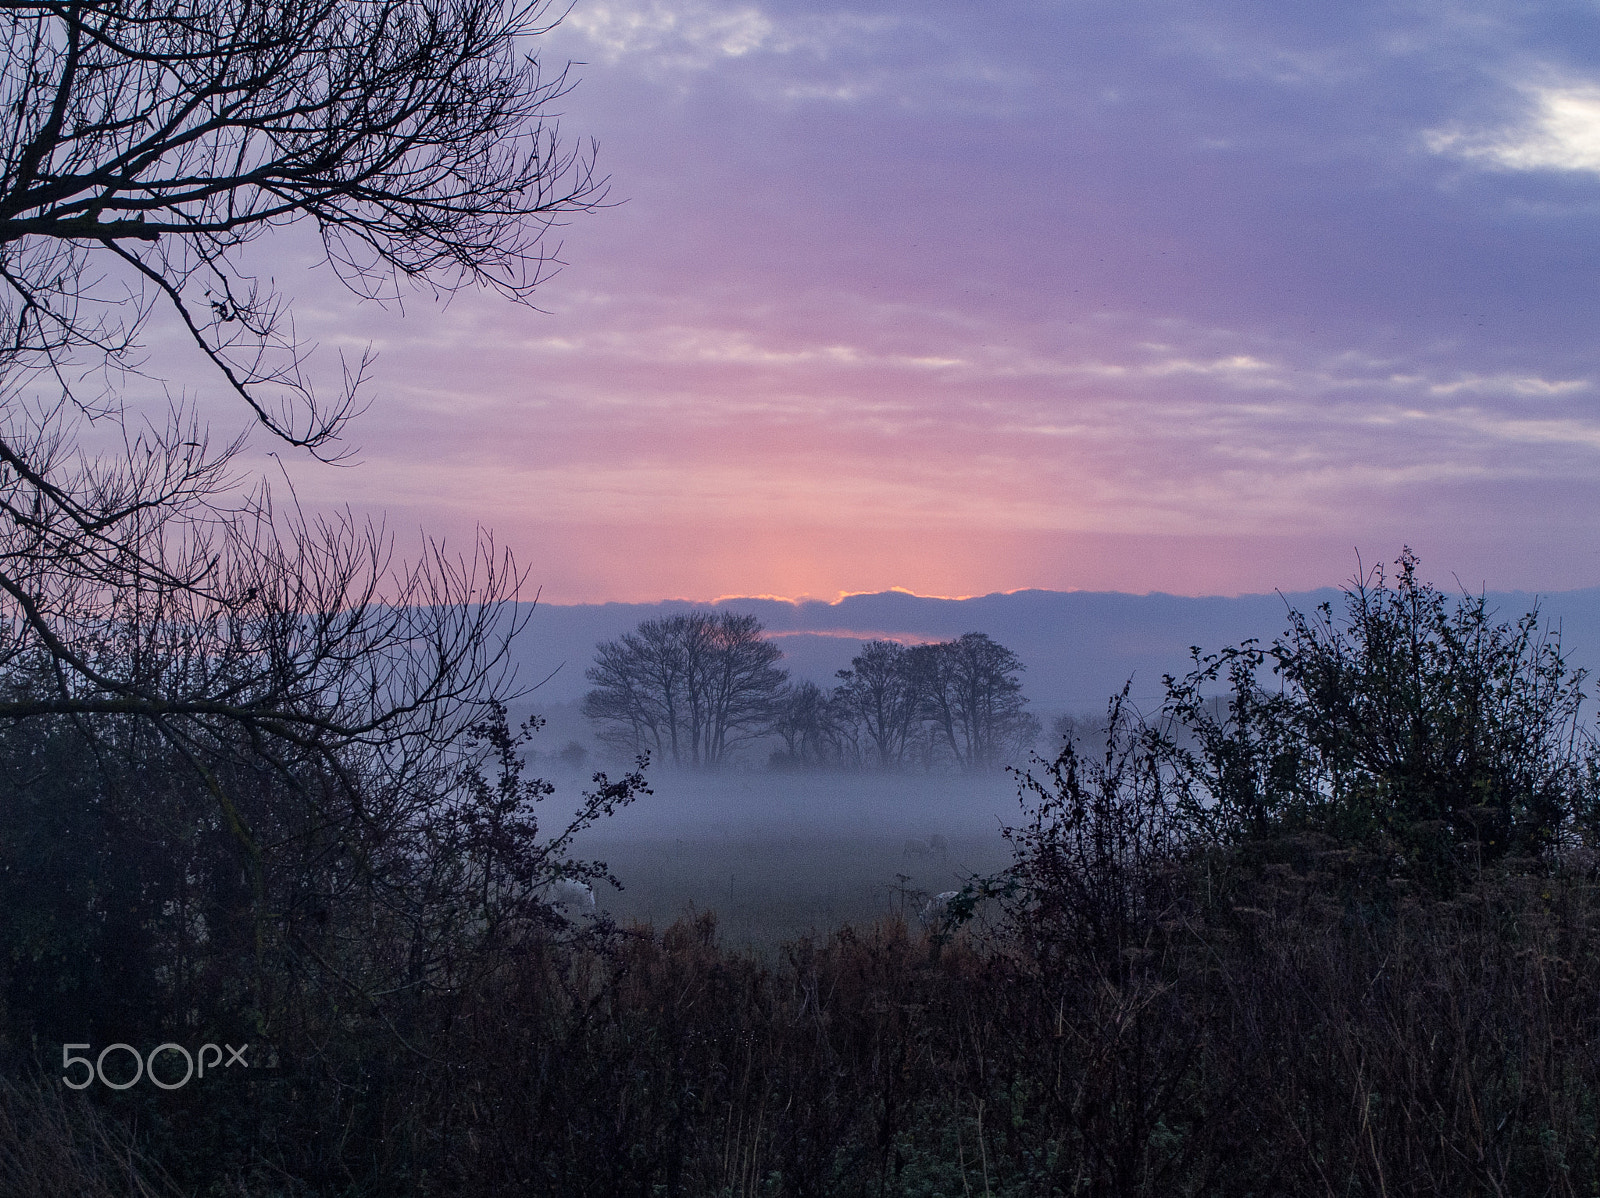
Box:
[582,611,788,768]
[776,632,1040,772]
[583,619,1039,771]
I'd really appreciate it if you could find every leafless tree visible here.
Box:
[0,0,600,439]
[583,611,788,768]
[0,0,604,780]
[769,678,840,767]
[832,639,923,769]
[921,633,1040,769]
[582,614,688,763]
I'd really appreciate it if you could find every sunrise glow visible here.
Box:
[276,0,1600,603]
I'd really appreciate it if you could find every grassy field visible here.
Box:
[583,831,1009,949]
[569,768,1022,949]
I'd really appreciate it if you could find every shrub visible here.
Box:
[998,685,1187,972]
[1162,550,1598,871]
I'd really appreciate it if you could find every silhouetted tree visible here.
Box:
[920,633,1041,769]
[769,679,840,768]
[832,639,924,768]
[584,611,788,767]
[0,0,599,440]
[1162,550,1598,862]
[0,0,620,1092]
[583,615,689,762]
[0,0,602,769]
[808,633,1040,772]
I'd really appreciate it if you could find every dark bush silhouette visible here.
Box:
[1154,552,1598,884]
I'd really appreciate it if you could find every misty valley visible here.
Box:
[14,561,1600,1195]
[5,0,1600,1191]
[566,769,1019,951]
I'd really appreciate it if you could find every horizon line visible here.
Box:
[511,579,1589,609]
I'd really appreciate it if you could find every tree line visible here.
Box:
[582,613,1040,770]
[581,611,787,768]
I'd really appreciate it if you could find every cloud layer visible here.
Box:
[269,0,1600,600]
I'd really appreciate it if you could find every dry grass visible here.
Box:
[11,847,1600,1196]
[0,1076,179,1198]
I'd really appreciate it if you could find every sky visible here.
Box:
[283,0,1600,603]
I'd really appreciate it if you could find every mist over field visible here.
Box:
[567,769,1019,949]
[513,582,1600,949]
[524,706,1027,949]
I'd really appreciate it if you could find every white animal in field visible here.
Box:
[919,891,962,931]
[541,877,596,913]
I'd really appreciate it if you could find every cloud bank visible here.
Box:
[265,0,1600,601]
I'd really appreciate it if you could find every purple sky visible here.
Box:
[281,0,1600,602]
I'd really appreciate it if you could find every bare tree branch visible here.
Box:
[0,0,598,810]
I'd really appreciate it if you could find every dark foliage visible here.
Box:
[14,860,1600,1198]
[1161,550,1597,877]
